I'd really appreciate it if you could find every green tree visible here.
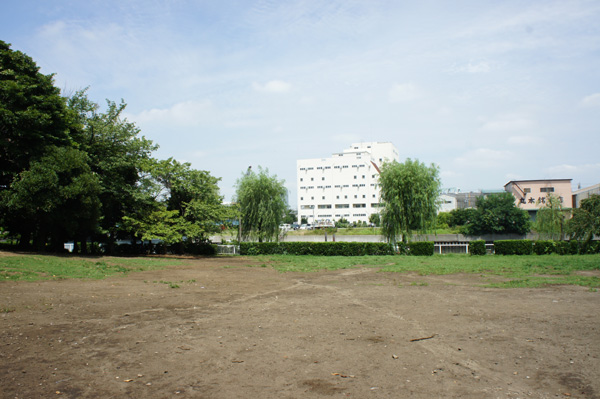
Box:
[282,208,297,225]
[464,192,530,236]
[123,158,224,252]
[535,194,570,240]
[235,167,287,242]
[67,89,157,252]
[568,194,600,246]
[369,212,381,227]
[0,40,75,191]
[0,147,101,251]
[379,159,441,244]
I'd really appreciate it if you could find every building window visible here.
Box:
[336,195,340,199]
[353,204,366,208]
[311,177,314,181]
[300,178,303,182]
[322,196,325,200]
[344,195,348,199]
[523,188,531,193]
[300,197,303,200]
[318,204,332,209]
[363,195,366,198]
[311,196,314,200]
[335,204,349,208]
[354,195,358,199]
[540,187,555,193]
[322,177,325,181]
[354,176,357,179]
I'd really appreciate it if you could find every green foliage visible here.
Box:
[556,240,579,255]
[369,213,381,227]
[240,242,396,256]
[335,218,350,228]
[0,40,75,190]
[535,194,570,240]
[568,194,600,245]
[408,241,434,256]
[1,146,101,250]
[464,193,531,236]
[235,167,288,242]
[379,159,441,244]
[469,240,486,256]
[533,240,557,255]
[494,240,533,255]
[448,208,477,227]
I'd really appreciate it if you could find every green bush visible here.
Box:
[556,240,579,255]
[494,240,533,255]
[409,241,434,256]
[469,240,486,256]
[533,240,557,255]
[239,242,396,256]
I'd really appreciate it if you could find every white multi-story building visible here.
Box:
[297,142,400,225]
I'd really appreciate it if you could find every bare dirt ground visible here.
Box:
[1,256,599,398]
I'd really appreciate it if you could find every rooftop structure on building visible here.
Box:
[296,142,399,225]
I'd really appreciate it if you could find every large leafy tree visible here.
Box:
[464,192,530,236]
[535,194,570,240]
[568,194,600,245]
[379,159,441,244]
[235,167,288,242]
[0,40,75,190]
[123,158,224,249]
[67,89,157,251]
[0,146,101,250]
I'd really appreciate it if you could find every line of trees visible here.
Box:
[0,40,227,253]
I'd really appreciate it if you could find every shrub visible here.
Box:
[409,241,434,256]
[494,240,533,255]
[533,240,557,255]
[555,240,579,255]
[239,241,395,256]
[469,240,486,256]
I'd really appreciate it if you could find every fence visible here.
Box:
[216,244,240,255]
[433,242,495,254]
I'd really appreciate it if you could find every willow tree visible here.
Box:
[234,167,287,242]
[379,159,441,245]
[535,193,570,240]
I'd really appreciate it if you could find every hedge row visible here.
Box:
[239,241,443,256]
[493,240,600,255]
[239,242,398,256]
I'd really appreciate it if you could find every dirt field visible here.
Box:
[1,256,599,398]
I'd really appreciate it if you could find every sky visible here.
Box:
[2,0,599,207]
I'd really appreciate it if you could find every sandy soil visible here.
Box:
[1,256,599,398]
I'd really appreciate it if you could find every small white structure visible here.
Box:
[297,142,400,225]
[438,194,457,213]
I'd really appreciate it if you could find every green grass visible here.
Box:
[0,254,184,281]
[250,254,600,288]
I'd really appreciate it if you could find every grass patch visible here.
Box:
[0,254,184,282]
[248,254,600,288]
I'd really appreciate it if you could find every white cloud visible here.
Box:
[252,80,292,93]
[481,114,534,132]
[545,163,600,176]
[388,83,421,103]
[581,93,600,107]
[130,100,213,127]
[454,148,515,168]
[450,61,491,74]
[507,135,542,145]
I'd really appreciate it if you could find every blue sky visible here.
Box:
[2,0,599,207]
